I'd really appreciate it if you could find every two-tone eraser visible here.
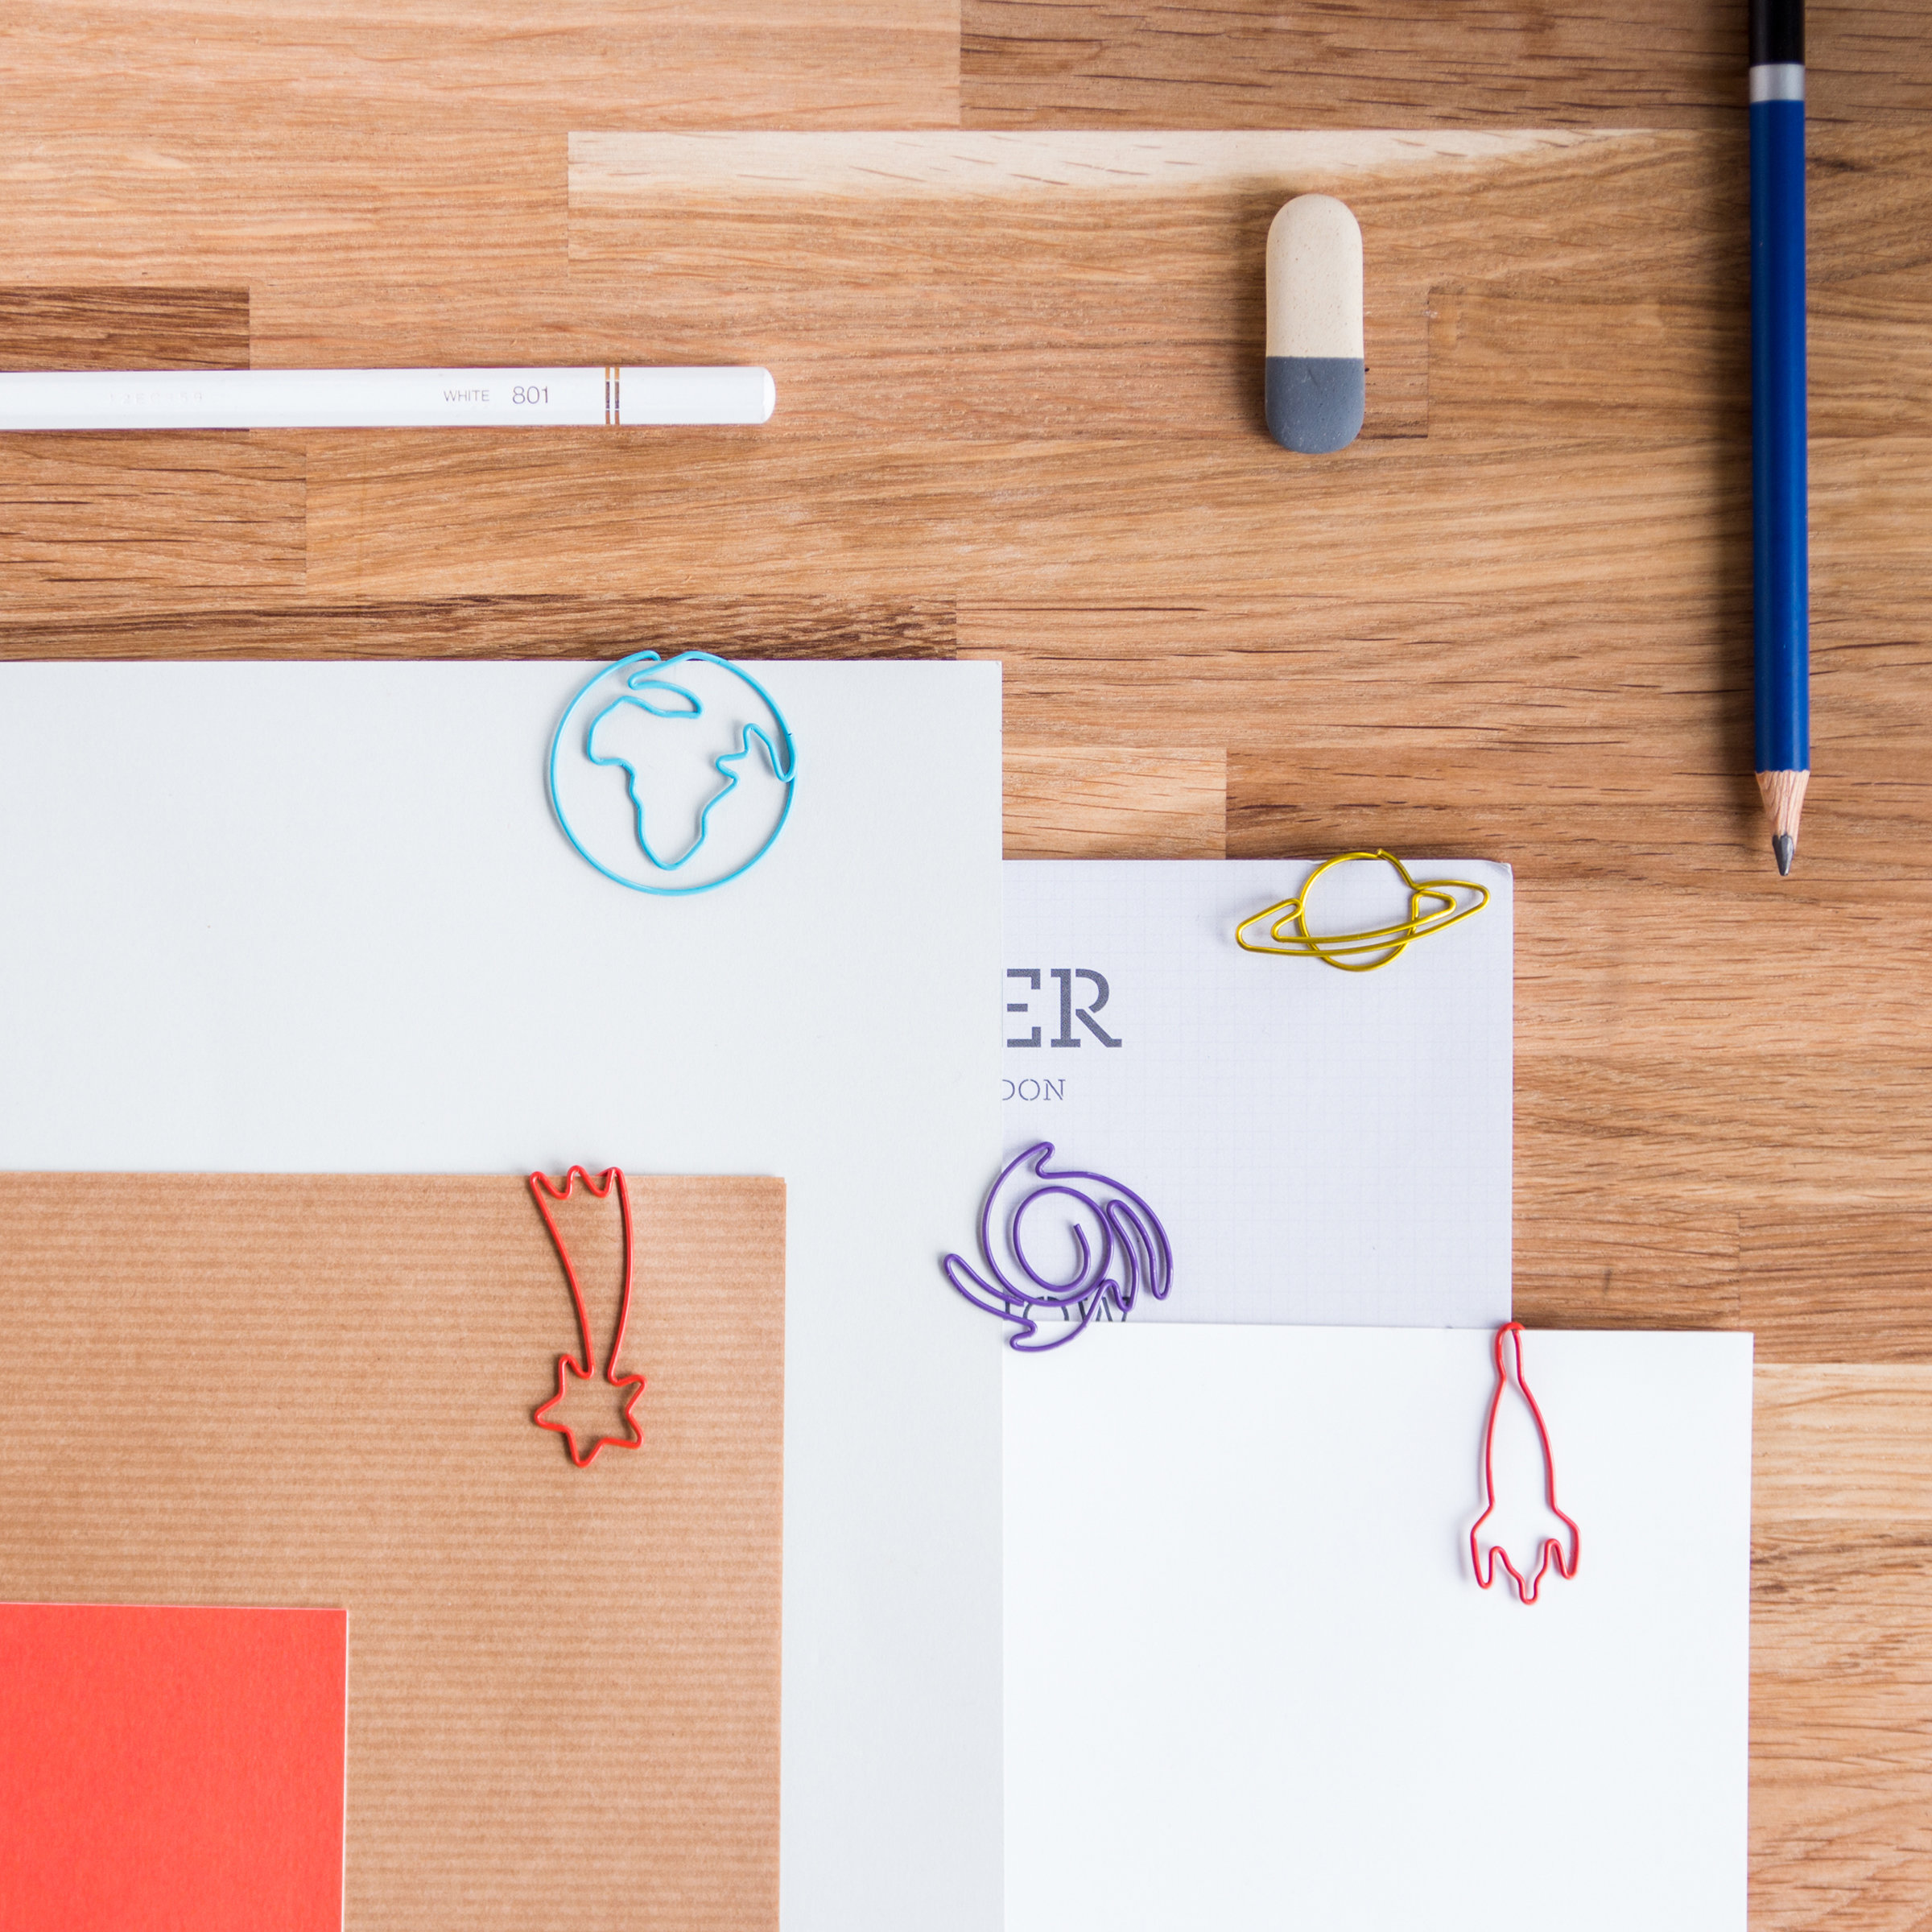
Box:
[1265,195,1364,454]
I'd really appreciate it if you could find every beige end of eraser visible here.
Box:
[1265,195,1364,360]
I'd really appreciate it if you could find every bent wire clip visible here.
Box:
[528,1165,646,1468]
[1469,1322,1580,1604]
[943,1141,1172,1352]
[1235,849,1489,972]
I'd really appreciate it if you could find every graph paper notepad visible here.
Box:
[991,859,1513,1330]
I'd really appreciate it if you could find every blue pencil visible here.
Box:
[1751,0,1809,874]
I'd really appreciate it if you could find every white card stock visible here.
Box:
[1005,1324,1753,1932]
[989,859,1513,1331]
[0,659,1005,1932]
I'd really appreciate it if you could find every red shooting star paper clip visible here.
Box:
[528,1165,646,1468]
[1469,1322,1580,1604]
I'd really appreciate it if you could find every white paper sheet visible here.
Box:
[0,660,1005,1932]
[1005,1324,1753,1932]
[985,860,1513,1331]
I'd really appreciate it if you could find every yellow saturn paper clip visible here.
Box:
[1234,850,1489,973]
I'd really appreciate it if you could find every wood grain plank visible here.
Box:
[571,126,1731,299]
[252,262,1429,444]
[960,0,1932,130]
[981,596,1930,781]
[1429,286,1748,438]
[1515,1195,1740,1331]
[303,431,1760,602]
[320,127,1932,612]
[2,2,960,129]
[1521,1169,1932,1367]
[976,573,1925,768]
[1810,129,1932,287]
[0,287,249,371]
[1227,757,1932,997]
[565,129,1781,447]
[0,596,954,661]
[1517,1057,1932,1213]
[1418,126,1932,443]
[1516,1064,1932,1362]
[1757,1367,1932,1524]
[0,434,303,600]
[1812,287,1932,440]
[986,601,1752,772]
[0,128,566,286]
[569,131,1608,446]
[1004,743,1225,856]
[1752,1536,1932,1932]
[1754,1364,1932,1932]
[1226,761,1932,883]
[570,127,1599,200]
[1743,1214,1932,1364]
[1433,290,1932,444]
[564,127,1769,448]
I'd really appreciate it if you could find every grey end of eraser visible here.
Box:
[1265,356,1365,454]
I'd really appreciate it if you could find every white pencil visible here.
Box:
[0,365,775,430]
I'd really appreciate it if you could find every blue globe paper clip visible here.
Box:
[549,650,796,895]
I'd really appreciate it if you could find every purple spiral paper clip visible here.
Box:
[943,1142,1173,1352]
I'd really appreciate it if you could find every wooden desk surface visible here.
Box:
[2,5,1927,1923]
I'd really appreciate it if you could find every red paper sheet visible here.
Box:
[0,1602,347,1932]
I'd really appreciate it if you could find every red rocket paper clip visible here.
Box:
[528,1166,646,1468]
[1469,1322,1579,1604]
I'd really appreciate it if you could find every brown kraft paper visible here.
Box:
[0,1171,785,1932]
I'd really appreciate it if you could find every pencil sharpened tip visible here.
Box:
[1773,833,1795,877]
